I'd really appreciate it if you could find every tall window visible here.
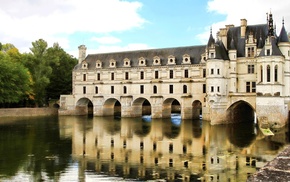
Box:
[217,69,220,75]
[211,86,214,92]
[169,85,173,94]
[83,74,86,81]
[267,65,270,82]
[203,69,206,77]
[184,69,188,78]
[248,65,254,74]
[111,86,114,94]
[169,70,174,79]
[248,47,255,57]
[125,72,129,80]
[211,69,214,75]
[246,82,251,92]
[183,85,187,94]
[111,73,114,80]
[97,73,100,80]
[95,86,98,94]
[246,82,256,93]
[123,86,127,94]
[83,86,86,94]
[203,84,206,93]
[274,65,278,82]
[140,71,144,79]
[155,71,159,79]
[140,85,144,94]
[153,85,157,94]
[260,66,263,82]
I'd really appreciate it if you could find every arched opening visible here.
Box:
[103,98,121,117]
[226,101,255,124]
[132,98,151,118]
[53,103,60,108]
[163,98,181,118]
[76,97,94,116]
[192,100,202,119]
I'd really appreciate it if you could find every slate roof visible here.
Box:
[259,37,283,56]
[278,24,289,43]
[74,45,206,70]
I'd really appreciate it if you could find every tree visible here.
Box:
[23,39,52,107]
[45,43,77,100]
[0,54,32,106]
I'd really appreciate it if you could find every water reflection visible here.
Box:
[63,116,288,182]
[0,116,288,181]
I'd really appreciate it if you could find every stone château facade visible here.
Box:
[59,13,290,128]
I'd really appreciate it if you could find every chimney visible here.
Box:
[240,19,247,38]
[78,45,87,64]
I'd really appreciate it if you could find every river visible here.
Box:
[0,115,288,181]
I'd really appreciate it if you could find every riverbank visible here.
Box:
[0,108,58,117]
[247,145,290,181]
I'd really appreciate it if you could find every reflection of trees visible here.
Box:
[0,117,71,181]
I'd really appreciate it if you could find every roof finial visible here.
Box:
[210,26,212,35]
[283,17,285,25]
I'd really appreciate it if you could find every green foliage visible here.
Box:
[0,55,32,104]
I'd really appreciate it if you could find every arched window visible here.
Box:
[260,65,263,82]
[267,65,270,82]
[123,86,127,94]
[153,85,157,94]
[183,85,187,94]
[274,65,278,82]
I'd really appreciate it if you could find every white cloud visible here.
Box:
[0,0,145,53]
[91,36,122,44]
[197,0,290,44]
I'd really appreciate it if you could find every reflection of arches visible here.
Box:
[76,97,93,115]
[132,97,151,116]
[163,98,181,118]
[162,118,181,139]
[226,101,255,123]
[103,98,121,117]
[227,122,256,148]
[192,100,202,119]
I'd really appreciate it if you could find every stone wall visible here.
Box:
[0,108,58,117]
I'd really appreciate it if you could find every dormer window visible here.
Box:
[96,60,102,69]
[109,59,116,68]
[123,58,131,67]
[82,60,88,69]
[182,54,191,64]
[139,57,146,66]
[167,55,176,65]
[153,56,161,65]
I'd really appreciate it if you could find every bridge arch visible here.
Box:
[192,100,202,119]
[103,98,121,117]
[163,98,181,118]
[132,97,151,117]
[226,100,256,124]
[76,97,93,115]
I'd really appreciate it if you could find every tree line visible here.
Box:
[0,39,77,108]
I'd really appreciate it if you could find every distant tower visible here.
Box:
[78,45,87,64]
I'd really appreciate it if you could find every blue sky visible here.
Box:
[0,0,290,58]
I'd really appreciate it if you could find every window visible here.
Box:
[217,69,220,75]
[155,71,159,79]
[97,73,100,80]
[248,65,254,74]
[95,86,98,94]
[267,49,270,56]
[203,84,206,93]
[83,86,86,94]
[111,73,114,80]
[153,85,157,94]
[123,86,127,94]
[140,85,144,94]
[125,72,129,80]
[111,86,114,94]
[267,65,270,82]
[246,82,256,93]
[217,86,220,92]
[247,47,255,57]
[169,70,174,79]
[211,86,214,92]
[203,69,206,77]
[83,74,86,81]
[210,52,214,58]
[140,71,144,79]
[211,69,214,75]
[184,69,188,78]
[275,65,278,82]
[169,85,173,94]
[260,66,263,82]
[183,85,187,94]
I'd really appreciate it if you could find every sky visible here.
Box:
[1,0,290,58]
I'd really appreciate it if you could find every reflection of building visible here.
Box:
[65,116,287,181]
[60,12,289,127]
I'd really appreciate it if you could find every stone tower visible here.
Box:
[78,45,87,64]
